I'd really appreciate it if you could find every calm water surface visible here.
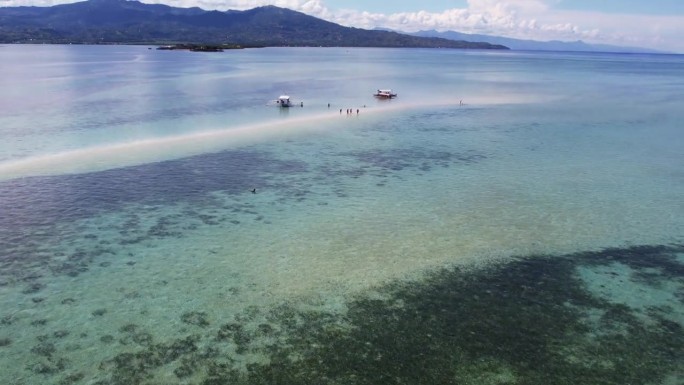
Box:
[0,45,682,384]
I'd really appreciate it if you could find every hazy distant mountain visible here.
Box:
[0,0,508,49]
[411,30,666,54]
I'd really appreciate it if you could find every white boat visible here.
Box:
[276,95,293,107]
[374,89,397,99]
[273,95,304,108]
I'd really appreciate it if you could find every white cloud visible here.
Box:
[314,0,683,52]
[323,1,589,41]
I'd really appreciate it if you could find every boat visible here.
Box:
[275,95,293,107]
[374,89,397,99]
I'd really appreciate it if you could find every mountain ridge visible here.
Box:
[0,0,508,49]
[410,29,667,54]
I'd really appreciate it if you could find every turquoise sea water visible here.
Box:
[0,45,683,384]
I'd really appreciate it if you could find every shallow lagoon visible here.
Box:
[0,45,682,384]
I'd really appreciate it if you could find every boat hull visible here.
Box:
[374,89,397,99]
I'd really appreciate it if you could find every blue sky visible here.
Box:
[323,0,465,14]
[554,0,684,15]
[2,0,683,52]
[325,0,684,16]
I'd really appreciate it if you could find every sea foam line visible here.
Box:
[0,111,345,181]
[0,102,419,181]
[0,94,540,181]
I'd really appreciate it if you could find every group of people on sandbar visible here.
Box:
[340,108,360,115]
[330,103,364,115]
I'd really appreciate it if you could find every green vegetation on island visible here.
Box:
[156,44,249,52]
[0,0,508,49]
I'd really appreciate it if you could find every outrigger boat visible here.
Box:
[275,95,293,107]
[374,89,397,99]
[273,95,304,108]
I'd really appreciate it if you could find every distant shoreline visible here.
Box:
[156,43,247,52]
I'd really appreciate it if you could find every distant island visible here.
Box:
[156,44,246,52]
[409,30,667,54]
[0,0,508,50]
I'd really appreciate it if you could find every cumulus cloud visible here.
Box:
[323,0,598,42]
[316,0,682,52]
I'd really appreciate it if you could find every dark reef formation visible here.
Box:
[9,243,677,385]
[0,115,681,383]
